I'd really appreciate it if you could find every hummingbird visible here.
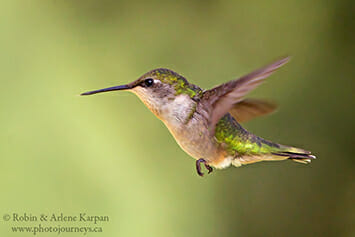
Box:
[81,57,316,176]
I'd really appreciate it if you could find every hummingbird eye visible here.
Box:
[143,78,154,87]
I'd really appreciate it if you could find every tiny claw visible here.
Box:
[196,158,213,177]
[205,163,213,174]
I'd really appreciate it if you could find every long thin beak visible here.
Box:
[80,84,132,96]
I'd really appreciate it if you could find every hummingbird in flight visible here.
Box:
[81,57,316,176]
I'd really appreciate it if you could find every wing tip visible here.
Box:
[269,56,292,71]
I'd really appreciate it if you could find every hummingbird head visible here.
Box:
[81,68,202,119]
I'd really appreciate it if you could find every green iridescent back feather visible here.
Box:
[215,113,286,156]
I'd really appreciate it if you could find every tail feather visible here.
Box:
[257,137,316,165]
[233,150,316,167]
[231,139,316,166]
[272,150,316,164]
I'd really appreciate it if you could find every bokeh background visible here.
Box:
[0,0,353,236]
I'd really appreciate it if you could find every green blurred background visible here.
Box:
[0,0,353,236]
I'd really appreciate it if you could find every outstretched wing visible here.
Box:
[229,98,277,123]
[201,57,290,134]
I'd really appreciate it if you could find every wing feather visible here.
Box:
[202,57,290,133]
[229,98,277,123]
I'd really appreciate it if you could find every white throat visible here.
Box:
[160,94,196,127]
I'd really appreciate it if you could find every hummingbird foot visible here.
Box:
[196,158,213,177]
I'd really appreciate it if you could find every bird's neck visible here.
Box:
[160,94,197,128]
